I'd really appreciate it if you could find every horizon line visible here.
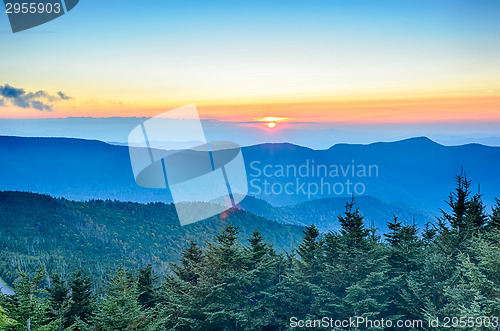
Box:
[1,134,497,150]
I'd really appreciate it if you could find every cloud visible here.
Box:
[57,91,72,100]
[0,84,72,112]
[30,100,53,111]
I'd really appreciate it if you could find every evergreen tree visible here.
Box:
[437,171,486,254]
[159,241,206,330]
[211,224,242,269]
[489,198,500,230]
[408,176,483,328]
[385,216,424,321]
[422,222,437,246]
[466,193,488,229]
[159,225,253,330]
[268,226,322,327]
[318,202,392,323]
[406,244,456,326]
[198,225,251,330]
[91,266,153,330]
[343,273,388,321]
[172,241,203,285]
[426,230,500,326]
[440,170,471,232]
[295,224,322,278]
[338,199,369,245]
[1,266,55,331]
[242,231,283,330]
[440,252,488,318]
[137,264,157,309]
[277,224,323,323]
[385,216,422,274]
[385,216,404,247]
[65,271,94,328]
[247,230,269,265]
[46,272,69,324]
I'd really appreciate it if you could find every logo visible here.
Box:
[4,0,79,33]
[128,104,248,226]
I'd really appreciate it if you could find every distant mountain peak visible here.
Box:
[397,136,440,145]
[327,136,442,150]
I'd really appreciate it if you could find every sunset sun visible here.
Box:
[255,117,288,129]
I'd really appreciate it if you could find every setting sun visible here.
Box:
[255,117,287,129]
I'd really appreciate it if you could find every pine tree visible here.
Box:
[242,231,282,330]
[338,199,369,245]
[137,264,157,309]
[447,170,471,230]
[317,201,393,322]
[159,225,252,330]
[213,224,241,267]
[47,272,69,324]
[91,266,152,330]
[466,193,488,229]
[160,242,206,330]
[172,241,204,285]
[489,198,500,230]
[247,230,269,265]
[296,224,322,278]
[385,216,403,247]
[198,225,250,330]
[270,226,322,327]
[437,171,486,254]
[385,216,422,274]
[440,170,471,233]
[65,270,94,328]
[1,266,54,331]
[384,216,423,321]
[422,222,437,246]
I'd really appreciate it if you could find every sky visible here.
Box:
[1,0,500,146]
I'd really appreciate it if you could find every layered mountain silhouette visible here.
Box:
[1,135,498,231]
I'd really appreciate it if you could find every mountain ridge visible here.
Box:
[3,134,498,151]
[1,135,498,216]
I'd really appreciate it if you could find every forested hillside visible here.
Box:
[0,173,499,330]
[0,191,303,292]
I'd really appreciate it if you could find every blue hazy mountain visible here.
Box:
[0,136,173,203]
[238,195,432,233]
[0,135,499,227]
[241,137,500,212]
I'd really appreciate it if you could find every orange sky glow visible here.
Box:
[2,94,499,125]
